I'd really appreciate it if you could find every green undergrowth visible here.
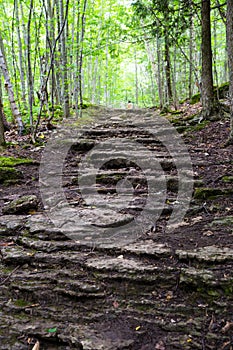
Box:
[194,187,233,200]
[0,156,34,167]
[186,120,210,132]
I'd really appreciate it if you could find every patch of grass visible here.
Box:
[14,299,29,307]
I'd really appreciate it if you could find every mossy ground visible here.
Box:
[0,156,34,167]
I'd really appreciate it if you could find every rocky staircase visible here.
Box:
[0,108,232,350]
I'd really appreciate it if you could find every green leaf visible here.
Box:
[47,327,57,333]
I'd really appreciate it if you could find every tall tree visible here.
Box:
[226,0,233,144]
[0,33,24,133]
[27,0,34,127]
[59,0,70,118]
[14,0,27,110]
[201,0,219,119]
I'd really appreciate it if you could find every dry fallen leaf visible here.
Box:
[155,340,166,350]
[0,241,15,247]
[191,216,203,225]
[203,230,214,236]
[221,321,233,333]
[28,209,37,215]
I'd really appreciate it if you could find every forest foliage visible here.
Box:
[0,0,231,143]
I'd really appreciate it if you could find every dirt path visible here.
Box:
[0,108,233,349]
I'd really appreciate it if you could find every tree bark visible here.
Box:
[27,0,34,127]
[15,0,27,110]
[134,49,139,106]
[0,34,24,133]
[59,0,70,118]
[189,13,194,99]
[0,97,5,146]
[226,0,233,143]
[156,34,163,108]
[201,0,219,119]
[164,35,173,103]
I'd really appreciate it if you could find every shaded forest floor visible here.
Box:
[0,104,233,350]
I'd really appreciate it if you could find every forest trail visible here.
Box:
[0,107,233,349]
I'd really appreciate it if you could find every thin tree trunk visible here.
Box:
[43,0,55,121]
[0,35,24,133]
[173,45,178,110]
[32,0,69,141]
[14,0,27,110]
[59,0,69,118]
[27,0,34,127]
[0,96,5,146]
[143,37,156,105]
[189,14,194,99]
[80,0,88,108]
[55,0,62,105]
[134,49,138,106]
[226,0,233,143]
[156,34,163,108]
[0,116,5,146]
[104,44,109,106]
[92,57,99,104]
[164,35,173,103]
[213,17,219,99]
[74,0,81,116]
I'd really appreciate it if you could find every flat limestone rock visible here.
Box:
[0,214,28,231]
[176,245,233,262]
[86,256,157,273]
[122,240,171,257]
[2,195,38,215]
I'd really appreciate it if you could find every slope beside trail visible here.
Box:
[0,107,233,350]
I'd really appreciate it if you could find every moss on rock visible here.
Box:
[0,166,23,183]
[0,156,34,167]
[194,187,233,200]
[2,195,39,215]
[222,176,233,183]
[190,93,201,105]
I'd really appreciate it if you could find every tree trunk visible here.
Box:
[173,45,178,110]
[226,0,233,143]
[59,0,70,118]
[0,34,24,133]
[143,39,156,105]
[156,34,163,108]
[0,97,5,146]
[134,48,139,106]
[15,0,27,110]
[27,0,34,127]
[189,14,194,99]
[77,0,87,111]
[201,0,218,119]
[164,35,173,103]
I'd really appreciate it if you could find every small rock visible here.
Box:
[2,195,39,215]
[202,230,214,236]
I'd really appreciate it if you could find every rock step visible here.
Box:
[1,245,232,292]
[69,176,196,192]
[81,126,175,137]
